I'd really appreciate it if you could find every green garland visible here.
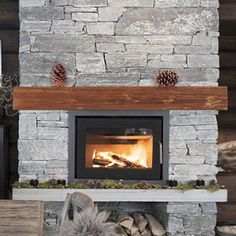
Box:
[13,179,222,192]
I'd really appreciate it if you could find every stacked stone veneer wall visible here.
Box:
[19,0,220,183]
[19,0,220,235]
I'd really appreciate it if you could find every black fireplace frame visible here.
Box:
[68,111,169,183]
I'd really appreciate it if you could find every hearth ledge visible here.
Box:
[13,188,227,202]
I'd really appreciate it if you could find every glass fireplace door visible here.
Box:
[75,117,163,180]
[86,128,153,169]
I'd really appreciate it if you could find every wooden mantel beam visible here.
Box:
[13,86,228,111]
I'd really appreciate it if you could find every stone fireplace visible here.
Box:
[17,0,224,235]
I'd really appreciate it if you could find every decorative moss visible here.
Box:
[12,179,223,192]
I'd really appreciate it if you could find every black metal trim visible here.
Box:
[68,111,169,183]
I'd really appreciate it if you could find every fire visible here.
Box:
[90,139,152,169]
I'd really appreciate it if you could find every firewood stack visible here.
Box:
[117,212,166,236]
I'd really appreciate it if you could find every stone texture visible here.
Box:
[109,0,154,7]
[38,127,68,141]
[87,22,114,35]
[20,53,76,76]
[105,53,147,69]
[76,53,106,72]
[98,7,124,22]
[76,73,139,86]
[183,215,216,233]
[31,34,95,52]
[173,164,218,175]
[116,8,218,35]
[20,21,51,32]
[18,140,68,161]
[19,113,37,140]
[72,12,98,21]
[187,143,218,156]
[170,126,197,140]
[188,55,219,68]
[51,0,108,6]
[20,7,64,21]
[20,0,46,7]
[96,43,125,53]
[51,20,85,33]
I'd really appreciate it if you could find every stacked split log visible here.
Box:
[117,212,166,236]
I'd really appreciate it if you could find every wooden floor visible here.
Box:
[217,0,236,224]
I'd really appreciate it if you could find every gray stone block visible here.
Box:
[51,0,108,6]
[18,161,47,175]
[20,53,76,76]
[105,53,147,69]
[18,140,68,161]
[126,44,173,54]
[20,0,46,7]
[51,20,85,33]
[187,143,218,156]
[116,36,148,44]
[20,7,64,21]
[169,156,205,164]
[170,126,197,140]
[19,32,30,53]
[76,73,139,86]
[183,215,216,233]
[19,113,37,140]
[37,113,60,121]
[65,6,97,13]
[175,45,212,54]
[146,35,192,45]
[96,43,125,53]
[109,0,154,7]
[98,7,124,22]
[167,203,200,214]
[20,21,51,32]
[200,203,217,214]
[173,164,218,175]
[38,127,68,141]
[116,8,218,35]
[201,0,219,8]
[72,12,98,21]
[188,55,219,68]
[37,120,68,128]
[170,115,217,126]
[168,216,184,233]
[76,53,106,72]
[31,34,95,53]
[87,22,114,35]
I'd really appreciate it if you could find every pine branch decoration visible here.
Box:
[51,63,67,87]
[156,70,179,87]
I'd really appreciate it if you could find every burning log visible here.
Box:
[111,154,143,168]
[93,158,112,166]
[92,151,145,168]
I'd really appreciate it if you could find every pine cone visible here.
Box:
[51,63,67,87]
[156,70,179,87]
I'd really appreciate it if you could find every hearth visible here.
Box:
[68,111,169,182]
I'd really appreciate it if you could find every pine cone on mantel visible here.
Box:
[51,63,67,87]
[156,70,179,87]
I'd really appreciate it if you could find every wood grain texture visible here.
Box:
[0,200,43,236]
[13,86,228,111]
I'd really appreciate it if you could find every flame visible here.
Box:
[90,139,152,169]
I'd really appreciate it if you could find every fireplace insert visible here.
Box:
[69,111,169,182]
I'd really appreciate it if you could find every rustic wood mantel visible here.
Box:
[13,86,228,110]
